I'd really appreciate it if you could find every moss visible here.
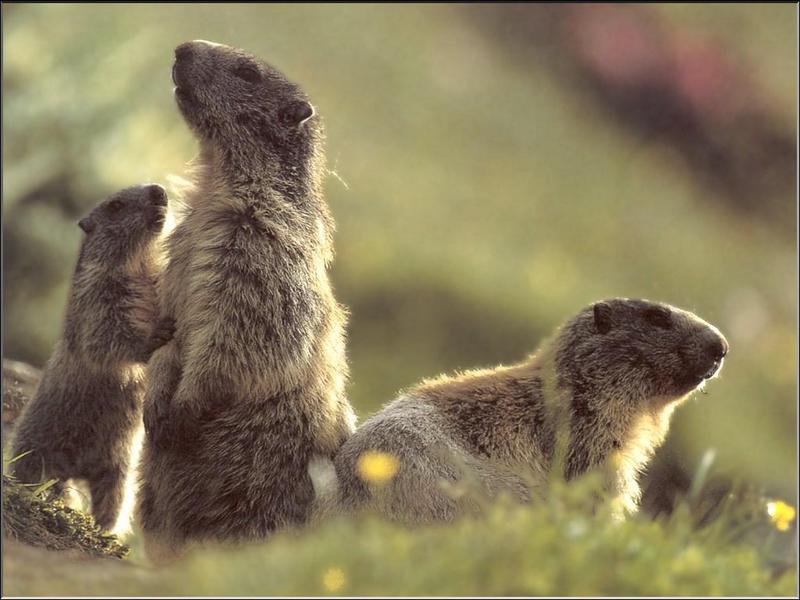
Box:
[2,474,128,559]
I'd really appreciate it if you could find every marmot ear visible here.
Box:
[78,217,96,234]
[280,100,315,126]
[593,302,613,334]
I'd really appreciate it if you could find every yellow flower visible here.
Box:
[356,450,399,485]
[322,567,346,592]
[767,500,796,532]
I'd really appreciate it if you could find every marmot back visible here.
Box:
[10,184,172,534]
[138,41,355,561]
[330,298,728,523]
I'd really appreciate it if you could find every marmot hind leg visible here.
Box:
[87,466,125,531]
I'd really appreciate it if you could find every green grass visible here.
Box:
[163,478,796,597]
[3,473,796,596]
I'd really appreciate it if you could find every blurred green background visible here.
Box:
[2,1,796,518]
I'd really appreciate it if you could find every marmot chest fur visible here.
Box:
[138,41,355,558]
[10,184,171,533]
[331,298,728,523]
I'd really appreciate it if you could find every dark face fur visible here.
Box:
[77,184,167,264]
[556,298,729,406]
[171,40,322,191]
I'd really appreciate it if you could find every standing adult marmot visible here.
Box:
[137,41,355,559]
[9,184,173,533]
[329,298,728,523]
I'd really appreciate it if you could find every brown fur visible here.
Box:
[328,298,728,523]
[137,41,355,561]
[9,184,171,534]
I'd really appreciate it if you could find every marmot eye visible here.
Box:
[645,308,672,330]
[233,65,261,84]
[107,199,124,213]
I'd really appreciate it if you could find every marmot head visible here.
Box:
[555,298,728,408]
[77,184,167,264]
[171,40,322,181]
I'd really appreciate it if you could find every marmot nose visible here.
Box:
[147,184,168,206]
[706,335,728,362]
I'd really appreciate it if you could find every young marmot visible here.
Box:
[137,41,355,559]
[9,184,173,533]
[329,298,728,523]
